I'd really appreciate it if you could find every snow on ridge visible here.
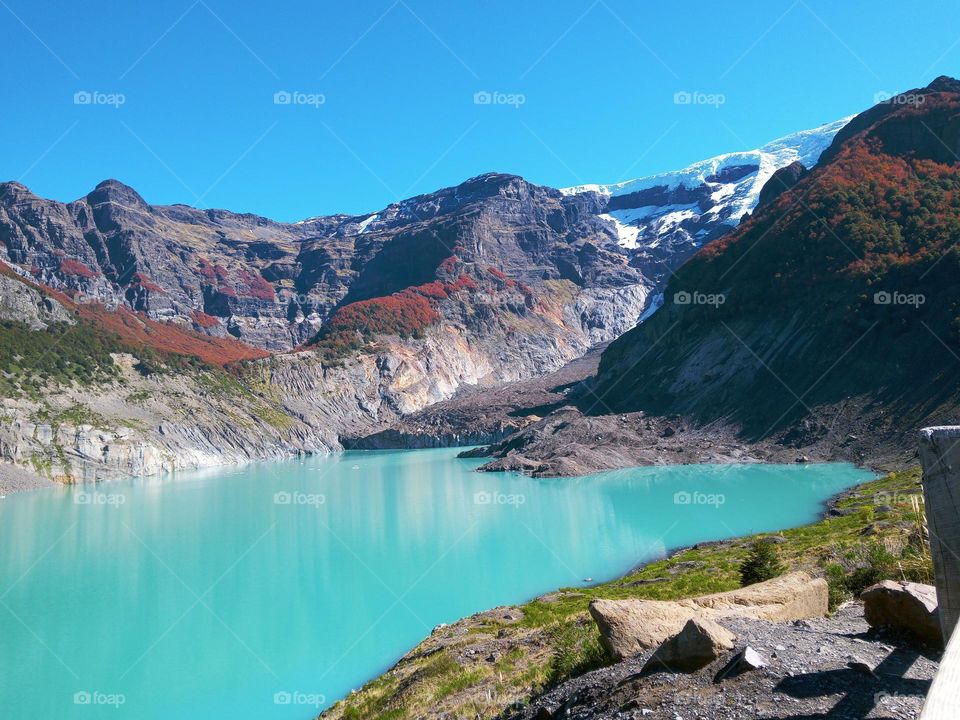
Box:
[560,116,853,199]
[355,213,379,233]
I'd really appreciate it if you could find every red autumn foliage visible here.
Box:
[218,286,238,299]
[412,281,450,301]
[59,258,98,278]
[238,269,276,301]
[198,258,217,281]
[37,285,268,365]
[3,264,266,366]
[190,310,220,328]
[448,274,478,292]
[327,290,440,339]
[487,266,507,280]
[133,273,165,293]
[213,265,230,282]
[438,255,459,274]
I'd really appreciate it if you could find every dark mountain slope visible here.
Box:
[595,78,960,437]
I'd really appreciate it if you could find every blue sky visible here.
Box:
[2,0,958,221]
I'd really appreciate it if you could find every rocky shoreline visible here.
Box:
[509,602,938,720]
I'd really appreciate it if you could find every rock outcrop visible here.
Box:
[590,572,828,660]
[0,267,73,329]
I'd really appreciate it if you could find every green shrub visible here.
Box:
[739,539,785,586]
[846,542,897,595]
[546,620,611,687]
[825,563,850,611]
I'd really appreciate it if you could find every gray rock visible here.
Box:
[714,646,767,682]
[861,580,942,647]
[642,617,736,674]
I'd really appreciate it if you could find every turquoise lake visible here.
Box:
[0,449,874,719]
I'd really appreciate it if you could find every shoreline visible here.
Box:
[317,461,888,717]
[320,463,920,719]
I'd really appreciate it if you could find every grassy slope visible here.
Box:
[321,467,930,720]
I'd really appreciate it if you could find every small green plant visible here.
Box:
[846,541,897,595]
[546,620,611,687]
[899,495,934,584]
[739,538,785,586]
[825,563,850,610]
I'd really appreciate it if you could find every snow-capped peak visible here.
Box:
[561,117,852,201]
[561,116,852,254]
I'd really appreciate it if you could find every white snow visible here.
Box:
[600,213,642,248]
[560,117,852,200]
[638,292,664,323]
[355,213,379,233]
[567,116,854,250]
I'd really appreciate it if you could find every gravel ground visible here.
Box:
[0,462,52,495]
[508,603,939,720]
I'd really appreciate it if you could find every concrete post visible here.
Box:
[918,426,960,644]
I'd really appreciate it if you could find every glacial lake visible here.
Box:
[0,448,874,719]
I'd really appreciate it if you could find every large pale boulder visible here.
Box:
[861,580,941,647]
[642,617,735,673]
[589,572,828,660]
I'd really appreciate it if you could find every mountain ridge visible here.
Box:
[473,76,960,477]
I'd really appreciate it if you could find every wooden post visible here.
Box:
[918,426,960,644]
[922,626,960,719]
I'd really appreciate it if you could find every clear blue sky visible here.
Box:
[2,0,958,221]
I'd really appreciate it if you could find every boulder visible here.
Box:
[642,618,735,673]
[589,599,698,659]
[590,572,827,660]
[861,580,942,647]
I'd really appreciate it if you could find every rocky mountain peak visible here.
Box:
[85,179,150,210]
[927,75,960,93]
[0,181,38,201]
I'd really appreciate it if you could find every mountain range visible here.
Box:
[2,83,942,484]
